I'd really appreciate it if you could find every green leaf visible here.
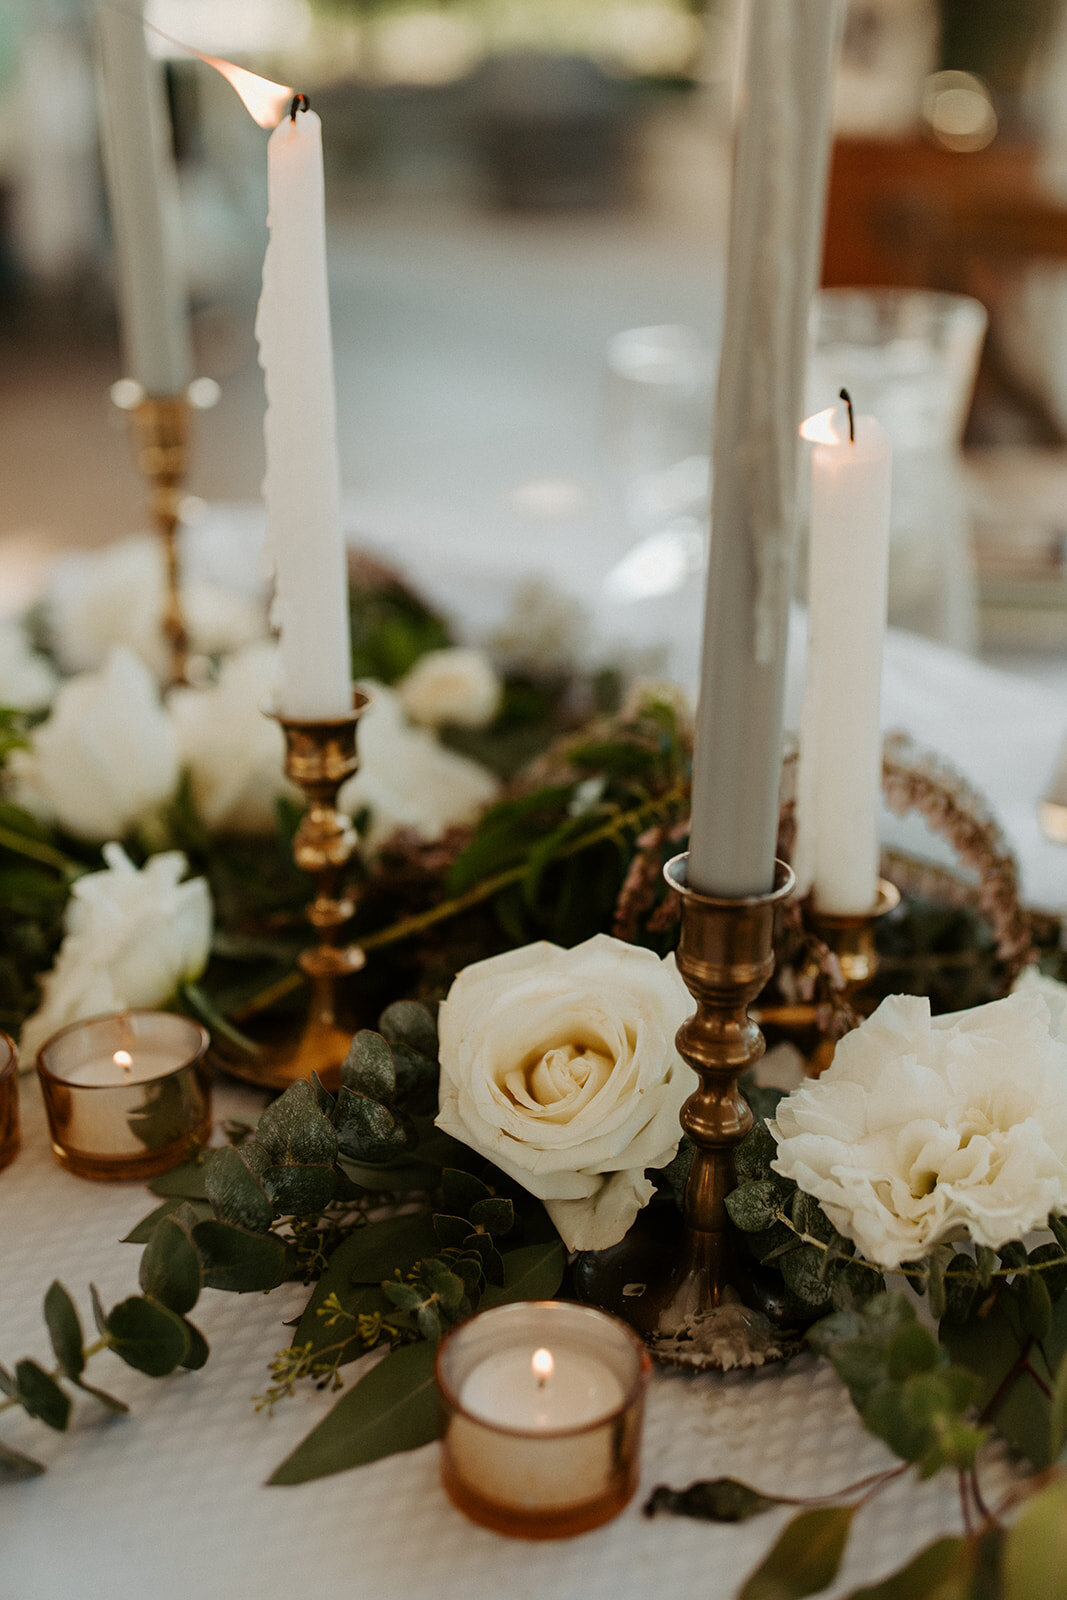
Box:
[337,1212,439,1285]
[122,1196,213,1244]
[43,1282,84,1380]
[733,1123,778,1183]
[644,1478,789,1523]
[841,1537,972,1599]
[334,1089,409,1161]
[433,1213,472,1249]
[1028,1243,1067,1305]
[739,1505,857,1600]
[179,1319,210,1372]
[268,1340,440,1485]
[340,1031,398,1102]
[203,1146,275,1234]
[148,1161,209,1201]
[192,1220,289,1294]
[1003,1478,1067,1600]
[885,1323,940,1381]
[469,1197,515,1238]
[1049,1344,1067,1460]
[14,1361,71,1431]
[942,1256,980,1325]
[943,1289,1067,1468]
[256,1080,338,1167]
[725,1178,793,1233]
[138,1215,203,1315]
[73,1378,128,1414]
[261,1163,337,1217]
[106,1298,191,1376]
[479,1241,565,1308]
[780,1245,832,1309]
[377,1000,438,1063]
[89,1284,109,1338]
[440,1169,491,1214]
[383,1282,424,1312]
[1018,1272,1054,1342]
[0,1440,46,1481]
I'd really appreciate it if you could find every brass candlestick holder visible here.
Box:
[756,878,900,1075]
[214,692,369,1093]
[575,853,799,1370]
[132,393,191,687]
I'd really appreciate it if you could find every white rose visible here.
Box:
[0,619,57,712]
[12,648,179,840]
[396,647,502,730]
[43,533,265,679]
[770,990,1067,1270]
[436,934,697,1252]
[170,642,295,834]
[18,843,212,1069]
[341,683,499,852]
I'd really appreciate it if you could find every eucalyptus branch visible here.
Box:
[772,1210,1067,1285]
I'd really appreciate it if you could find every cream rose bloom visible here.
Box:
[43,534,265,679]
[12,648,179,840]
[396,647,502,730]
[340,684,499,852]
[0,619,58,712]
[170,643,295,834]
[770,990,1067,1270]
[18,844,212,1069]
[436,935,696,1252]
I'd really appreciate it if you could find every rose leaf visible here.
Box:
[644,1477,789,1523]
[738,1505,857,1600]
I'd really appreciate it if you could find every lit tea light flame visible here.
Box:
[800,407,845,447]
[113,1049,134,1079]
[531,1347,554,1388]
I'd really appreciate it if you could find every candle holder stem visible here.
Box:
[211,694,368,1093]
[575,854,799,1370]
[132,393,191,688]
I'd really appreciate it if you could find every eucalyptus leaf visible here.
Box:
[261,1163,337,1217]
[733,1123,778,1183]
[1017,1272,1053,1342]
[106,1298,191,1377]
[335,1089,409,1162]
[268,1340,440,1485]
[433,1214,472,1249]
[739,1505,857,1600]
[340,1031,397,1103]
[479,1241,565,1308]
[192,1220,289,1294]
[335,1212,439,1286]
[14,1361,71,1432]
[377,1000,438,1064]
[256,1080,338,1168]
[644,1478,789,1524]
[469,1197,514,1238]
[73,1378,128,1414]
[1052,1345,1067,1461]
[943,1289,1067,1468]
[43,1282,84,1380]
[122,1197,213,1245]
[89,1284,109,1339]
[725,1178,793,1234]
[138,1215,203,1315]
[841,1536,972,1599]
[780,1245,832,1309]
[179,1319,210,1372]
[148,1162,209,1201]
[203,1146,275,1234]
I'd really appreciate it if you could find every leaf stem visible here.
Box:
[0,1335,110,1417]
[0,823,83,878]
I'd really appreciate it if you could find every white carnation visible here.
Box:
[396,647,502,730]
[436,934,696,1251]
[341,683,499,851]
[18,844,212,1069]
[770,991,1067,1269]
[12,647,179,841]
[43,533,265,679]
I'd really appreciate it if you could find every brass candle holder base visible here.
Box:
[575,853,801,1371]
[212,693,369,1094]
[756,878,900,1076]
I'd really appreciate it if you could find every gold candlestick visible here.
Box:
[755,878,900,1074]
[575,853,799,1370]
[131,393,191,687]
[219,693,369,1093]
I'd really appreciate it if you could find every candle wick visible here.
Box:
[839,388,855,445]
[289,93,310,121]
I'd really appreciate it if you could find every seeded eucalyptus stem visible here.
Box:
[232,782,688,1024]
[774,1210,1067,1284]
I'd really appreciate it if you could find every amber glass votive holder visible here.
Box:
[436,1301,650,1540]
[37,1011,211,1181]
[0,1033,19,1172]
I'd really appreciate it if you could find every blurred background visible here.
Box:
[2,0,1067,675]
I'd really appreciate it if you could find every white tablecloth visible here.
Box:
[0,1080,1016,1600]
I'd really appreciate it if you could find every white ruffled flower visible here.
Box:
[436,934,696,1251]
[43,534,265,679]
[170,642,294,834]
[396,647,502,730]
[770,991,1067,1270]
[341,684,499,851]
[13,648,179,841]
[1013,965,1067,1040]
[0,619,58,712]
[18,844,212,1069]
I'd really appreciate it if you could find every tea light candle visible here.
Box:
[436,1302,648,1540]
[37,1011,211,1181]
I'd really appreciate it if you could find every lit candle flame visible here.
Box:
[140,17,292,128]
[531,1347,554,1387]
[800,407,846,447]
[113,1049,134,1079]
